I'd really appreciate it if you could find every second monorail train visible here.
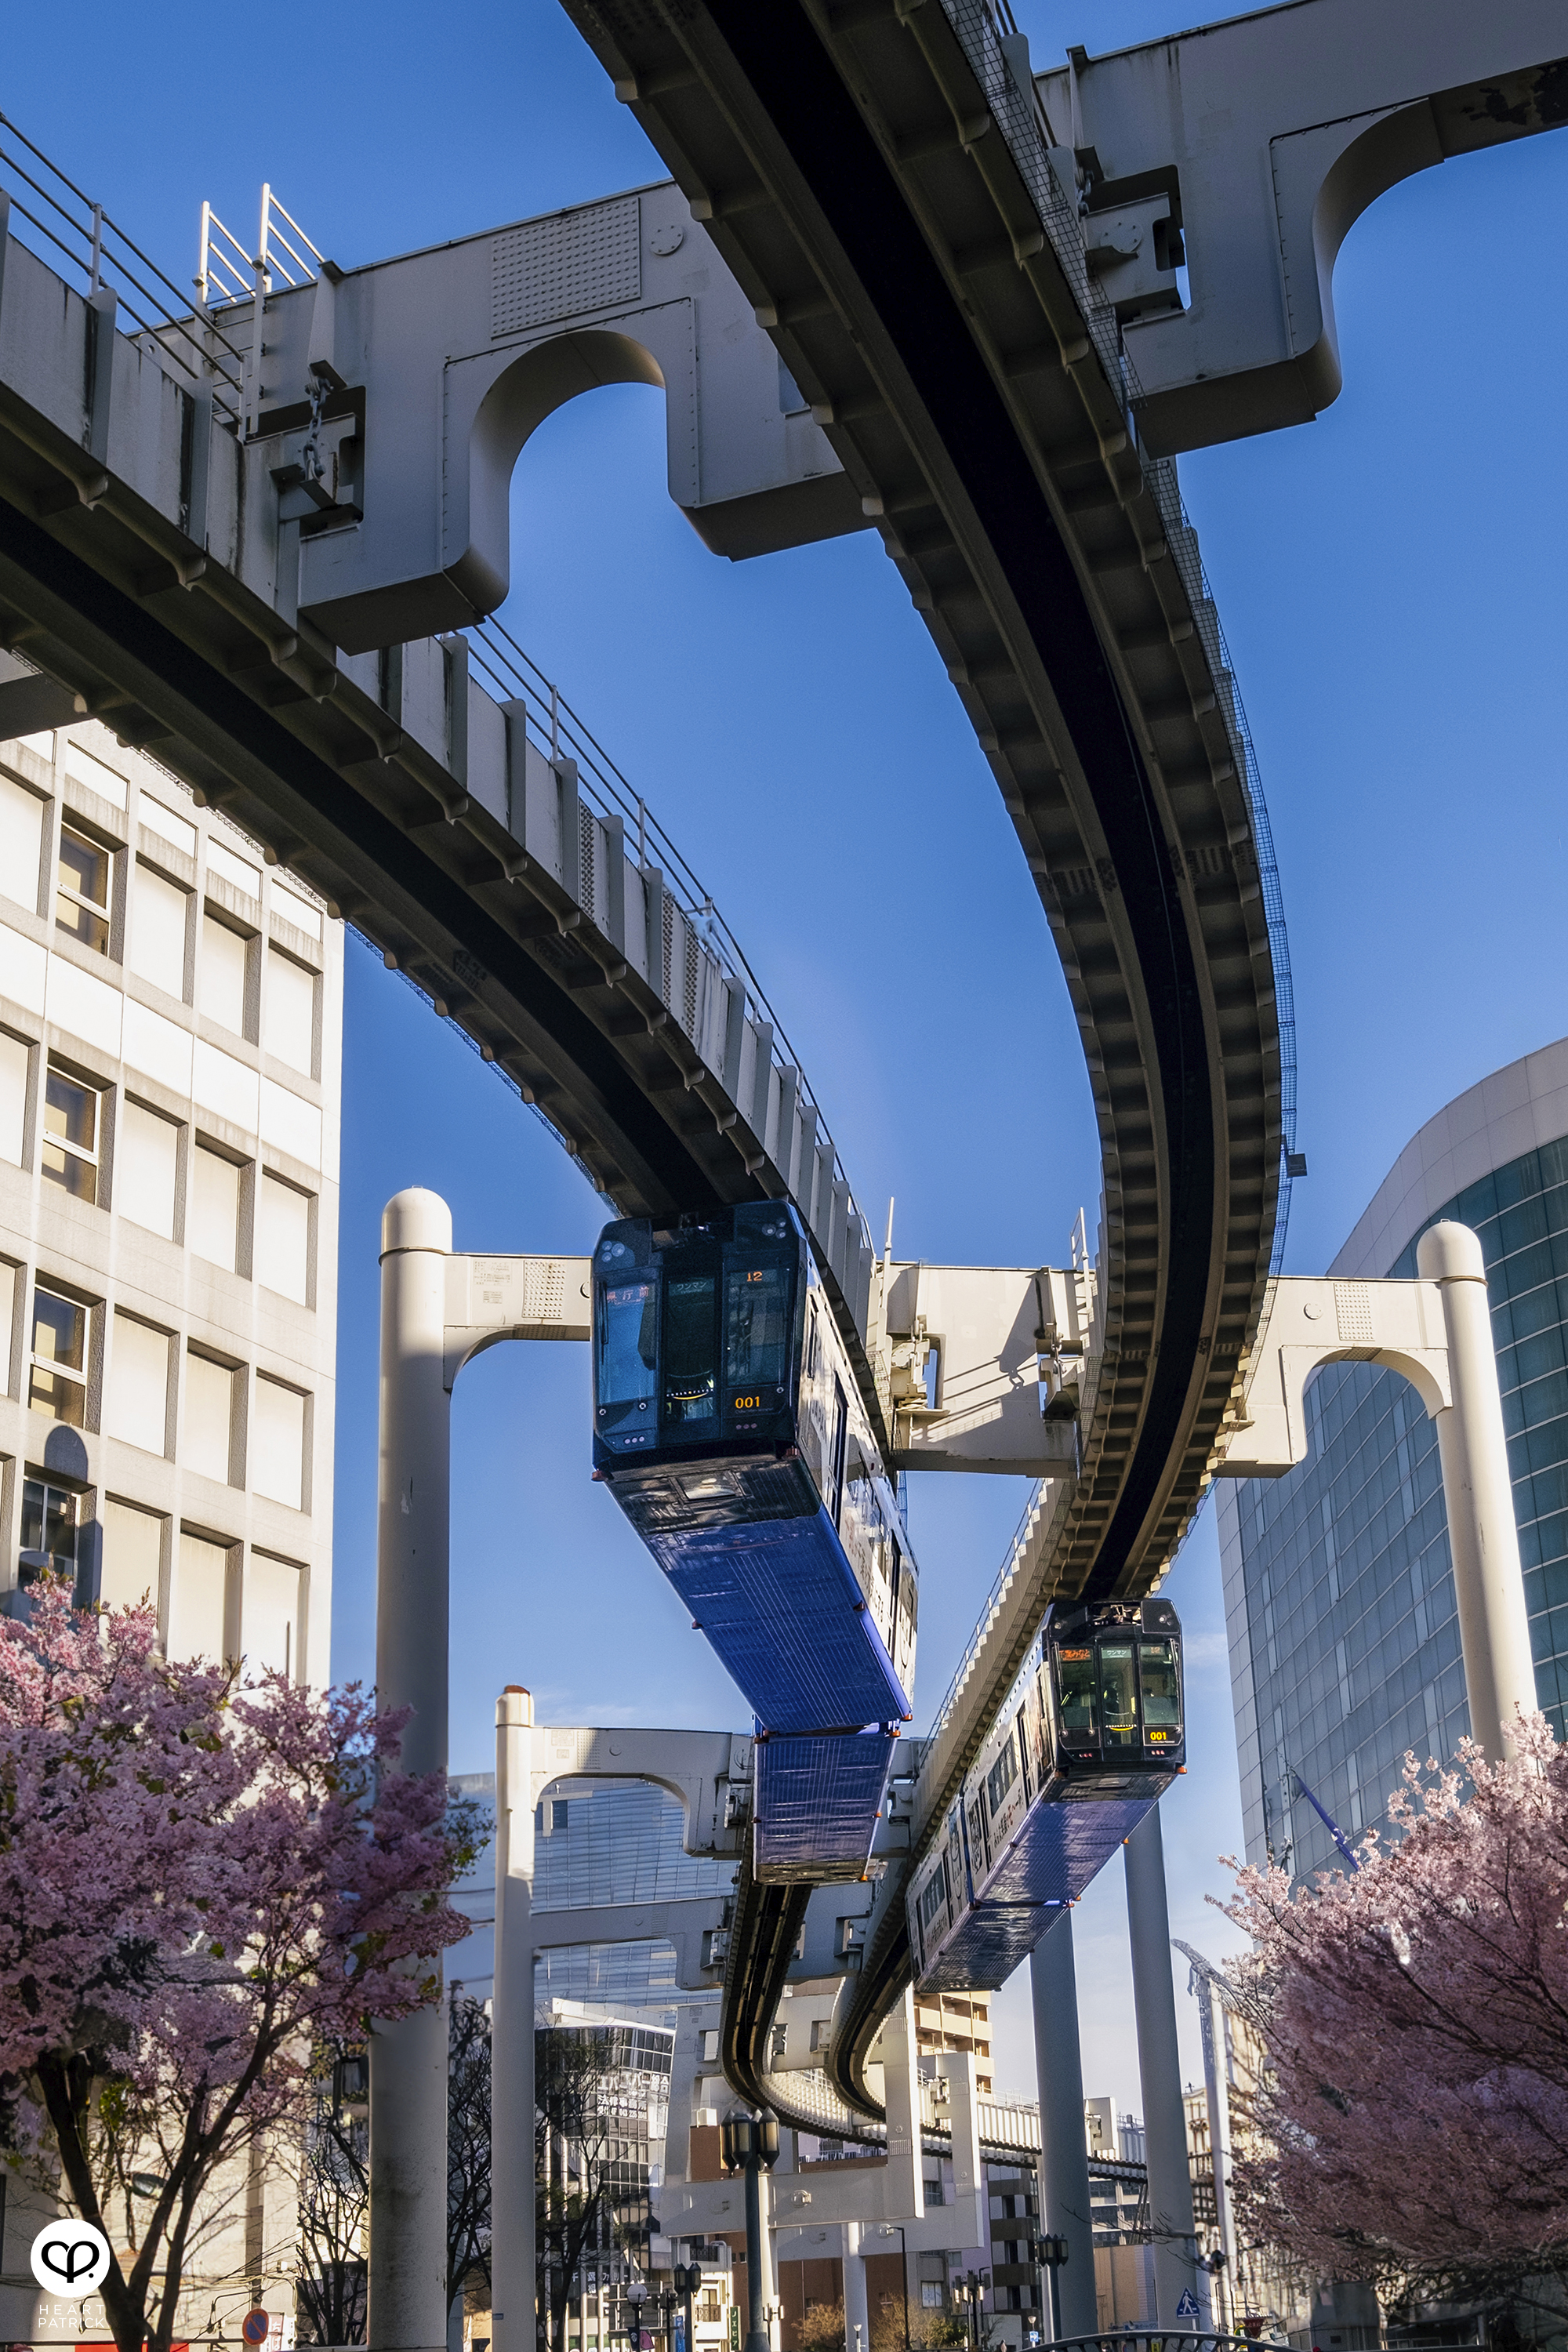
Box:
[907,1599,1185,1991]
[590,1202,917,1881]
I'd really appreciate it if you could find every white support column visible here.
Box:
[1123,1809,1204,2330]
[1417,1221,1537,1762]
[842,2223,869,2352]
[878,1991,926,2223]
[372,1188,454,2352]
[493,1686,537,2352]
[1029,1911,1098,2340]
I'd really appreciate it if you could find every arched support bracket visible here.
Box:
[1212,1272,1451,1478]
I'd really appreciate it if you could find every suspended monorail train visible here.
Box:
[907,1599,1185,1991]
[591,1203,916,1882]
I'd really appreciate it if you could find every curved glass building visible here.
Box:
[1218,1038,1568,1878]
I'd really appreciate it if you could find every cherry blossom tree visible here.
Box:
[1221,1714,1568,2307]
[0,1584,481,2352]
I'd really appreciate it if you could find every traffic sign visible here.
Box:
[242,2310,270,2343]
[1175,2290,1202,2320]
[31,2220,111,2294]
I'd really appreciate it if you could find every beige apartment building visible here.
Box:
[0,710,339,1690]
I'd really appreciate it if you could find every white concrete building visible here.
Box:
[0,708,340,1680]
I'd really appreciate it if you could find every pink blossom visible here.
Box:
[0,1584,478,2352]
[1221,1713,1568,2283]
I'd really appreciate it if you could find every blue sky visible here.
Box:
[9,0,1566,2115]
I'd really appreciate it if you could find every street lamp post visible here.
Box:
[866,2223,909,2352]
[1030,2237,1069,2345]
[627,2278,648,2352]
[673,2260,702,2352]
[720,2114,780,2352]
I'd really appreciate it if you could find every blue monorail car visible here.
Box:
[907,1599,1184,1991]
[591,1203,917,1882]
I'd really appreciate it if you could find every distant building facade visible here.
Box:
[1218,1040,1568,1877]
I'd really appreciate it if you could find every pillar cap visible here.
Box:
[1416,1219,1486,1284]
[381,1187,453,1257]
[497,1685,534,1726]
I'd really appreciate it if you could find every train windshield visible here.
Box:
[1052,1625,1184,1755]
[1055,1645,1096,1737]
[664,1276,718,1425]
[1099,1643,1138,1751]
[725,1262,793,1398]
[597,1281,658,1412]
[1141,1639,1181,1728]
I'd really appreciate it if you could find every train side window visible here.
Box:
[919,1861,949,1940]
[805,1298,820,1380]
[827,1378,848,1522]
[1099,1642,1139,1749]
[967,1793,989,1873]
[596,1279,659,1419]
[724,1260,793,1401]
[986,1731,1018,1817]
[664,1274,718,1426]
[1055,1644,1097,1740]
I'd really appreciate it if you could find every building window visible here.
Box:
[0,1029,31,1167]
[107,1312,172,1457]
[169,1527,230,1664]
[263,946,317,1078]
[183,1348,237,1486]
[199,909,252,1038]
[191,1142,245,1274]
[101,1497,164,1615]
[56,822,112,955]
[920,2286,944,2310]
[20,1476,78,1586]
[0,771,45,916]
[129,859,190,1000]
[245,1552,301,1681]
[252,1375,307,1511]
[257,1171,311,1305]
[41,1063,101,1203]
[117,1098,180,1240]
[30,1284,90,1425]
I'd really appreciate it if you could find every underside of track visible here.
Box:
[559,0,1288,2122]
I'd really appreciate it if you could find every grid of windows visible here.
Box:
[1224,1134,1568,1881]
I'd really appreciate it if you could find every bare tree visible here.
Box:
[296,2046,369,2347]
[447,1993,492,2334]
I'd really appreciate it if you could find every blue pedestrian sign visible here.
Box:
[1174,2291,1202,2320]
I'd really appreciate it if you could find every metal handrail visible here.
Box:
[1036,2337,1278,2352]
[466,617,870,1256]
[0,111,247,426]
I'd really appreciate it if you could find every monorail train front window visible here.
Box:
[724,1262,792,1404]
[597,1282,658,1420]
[1140,1639,1181,1733]
[1055,1644,1096,1739]
[665,1275,718,1425]
[1099,1643,1138,1750]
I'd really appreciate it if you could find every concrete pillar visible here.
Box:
[1029,1911,1097,2339]
[493,1686,537,2352]
[372,1189,453,2352]
[1124,1809,1203,2328]
[1417,1220,1536,1762]
[842,2223,869,2352]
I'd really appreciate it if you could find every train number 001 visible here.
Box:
[734,1394,761,1410]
